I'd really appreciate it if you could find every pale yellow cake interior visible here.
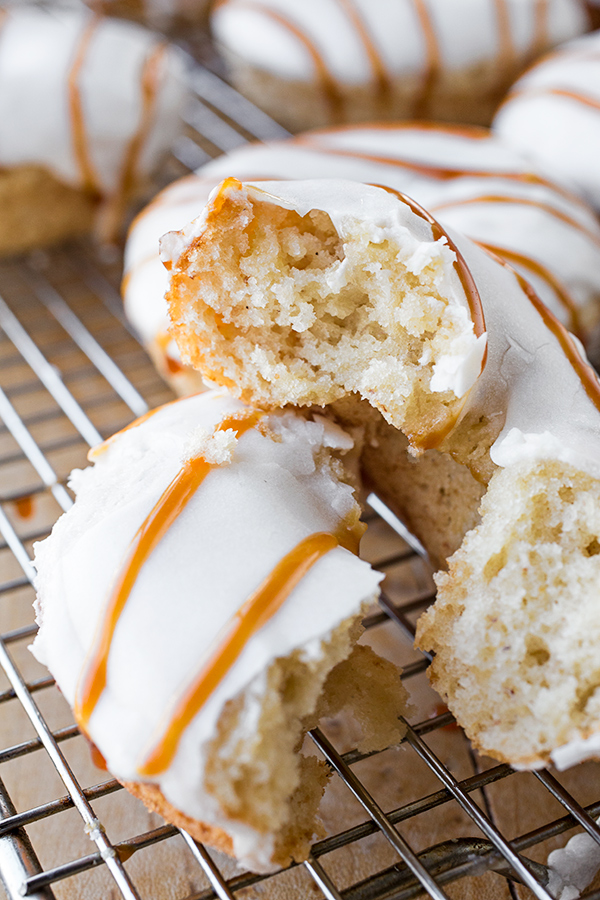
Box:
[417,460,600,767]
[168,184,477,451]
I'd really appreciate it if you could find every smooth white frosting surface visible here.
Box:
[211,0,587,83]
[0,6,188,196]
[161,178,600,481]
[124,124,600,377]
[31,389,381,871]
[494,29,600,209]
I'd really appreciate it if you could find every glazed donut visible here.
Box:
[31,388,406,872]
[210,0,589,132]
[494,29,600,211]
[161,177,600,770]
[123,123,600,393]
[0,5,188,254]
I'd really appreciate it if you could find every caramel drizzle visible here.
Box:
[335,0,391,110]
[297,121,492,139]
[220,1,344,124]
[482,246,600,414]
[374,184,486,340]
[531,0,549,59]
[68,16,101,196]
[411,0,441,118]
[293,135,586,201]
[101,43,167,242]
[430,193,600,251]
[137,531,340,776]
[75,408,263,729]
[508,86,600,109]
[477,241,581,336]
[493,0,516,73]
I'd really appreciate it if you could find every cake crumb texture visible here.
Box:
[417,459,600,768]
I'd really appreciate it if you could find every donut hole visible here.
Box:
[168,181,478,449]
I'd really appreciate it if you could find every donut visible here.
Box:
[494,29,600,211]
[123,123,600,393]
[0,5,188,255]
[210,0,589,132]
[161,176,600,770]
[31,388,406,872]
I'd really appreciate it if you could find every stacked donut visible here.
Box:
[211,0,589,130]
[0,4,188,254]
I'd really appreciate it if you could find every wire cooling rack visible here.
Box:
[2,51,600,900]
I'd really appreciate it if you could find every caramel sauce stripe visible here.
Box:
[481,246,600,413]
[117,43,167,210]
[221,1,345,124]
[68,15,102,196]
[335,0,392,106]
[430,193,600,251]
[411,0,441,118]
[291,139,589,206]
[75,408,263,730]
[137,531,340,777]
[493,0,516,73]
[506,85,600,113]
[531,0,550,59]
[477,241,581,336]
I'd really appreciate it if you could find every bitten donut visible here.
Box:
[31,388,406,872]
[210,0,588,131]
[0,5,188,254]
[124,123,600,393]
[494,29,600,211]
[161,177,600,771]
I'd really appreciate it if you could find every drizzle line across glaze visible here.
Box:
[508,86,600,112]
[74,408,263,730]
[482,245,600,414]
[411,0,441,118]
[477,241,581,336]
[219,0,344,123]
[102,42,168,240]
[68,16,101,197]
[335,0,391,107]
[138,531,340,776]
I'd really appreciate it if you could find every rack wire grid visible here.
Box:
[1,46,600,900]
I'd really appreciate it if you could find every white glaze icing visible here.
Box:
[211,0,587,84]
[546,817,600,899]
[124,124,600,387]
[0,6,188,201]
[161,178,600,480]
[494,29,600,209]
[31,388,382,872]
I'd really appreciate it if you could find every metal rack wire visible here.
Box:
[1,52,600,900]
